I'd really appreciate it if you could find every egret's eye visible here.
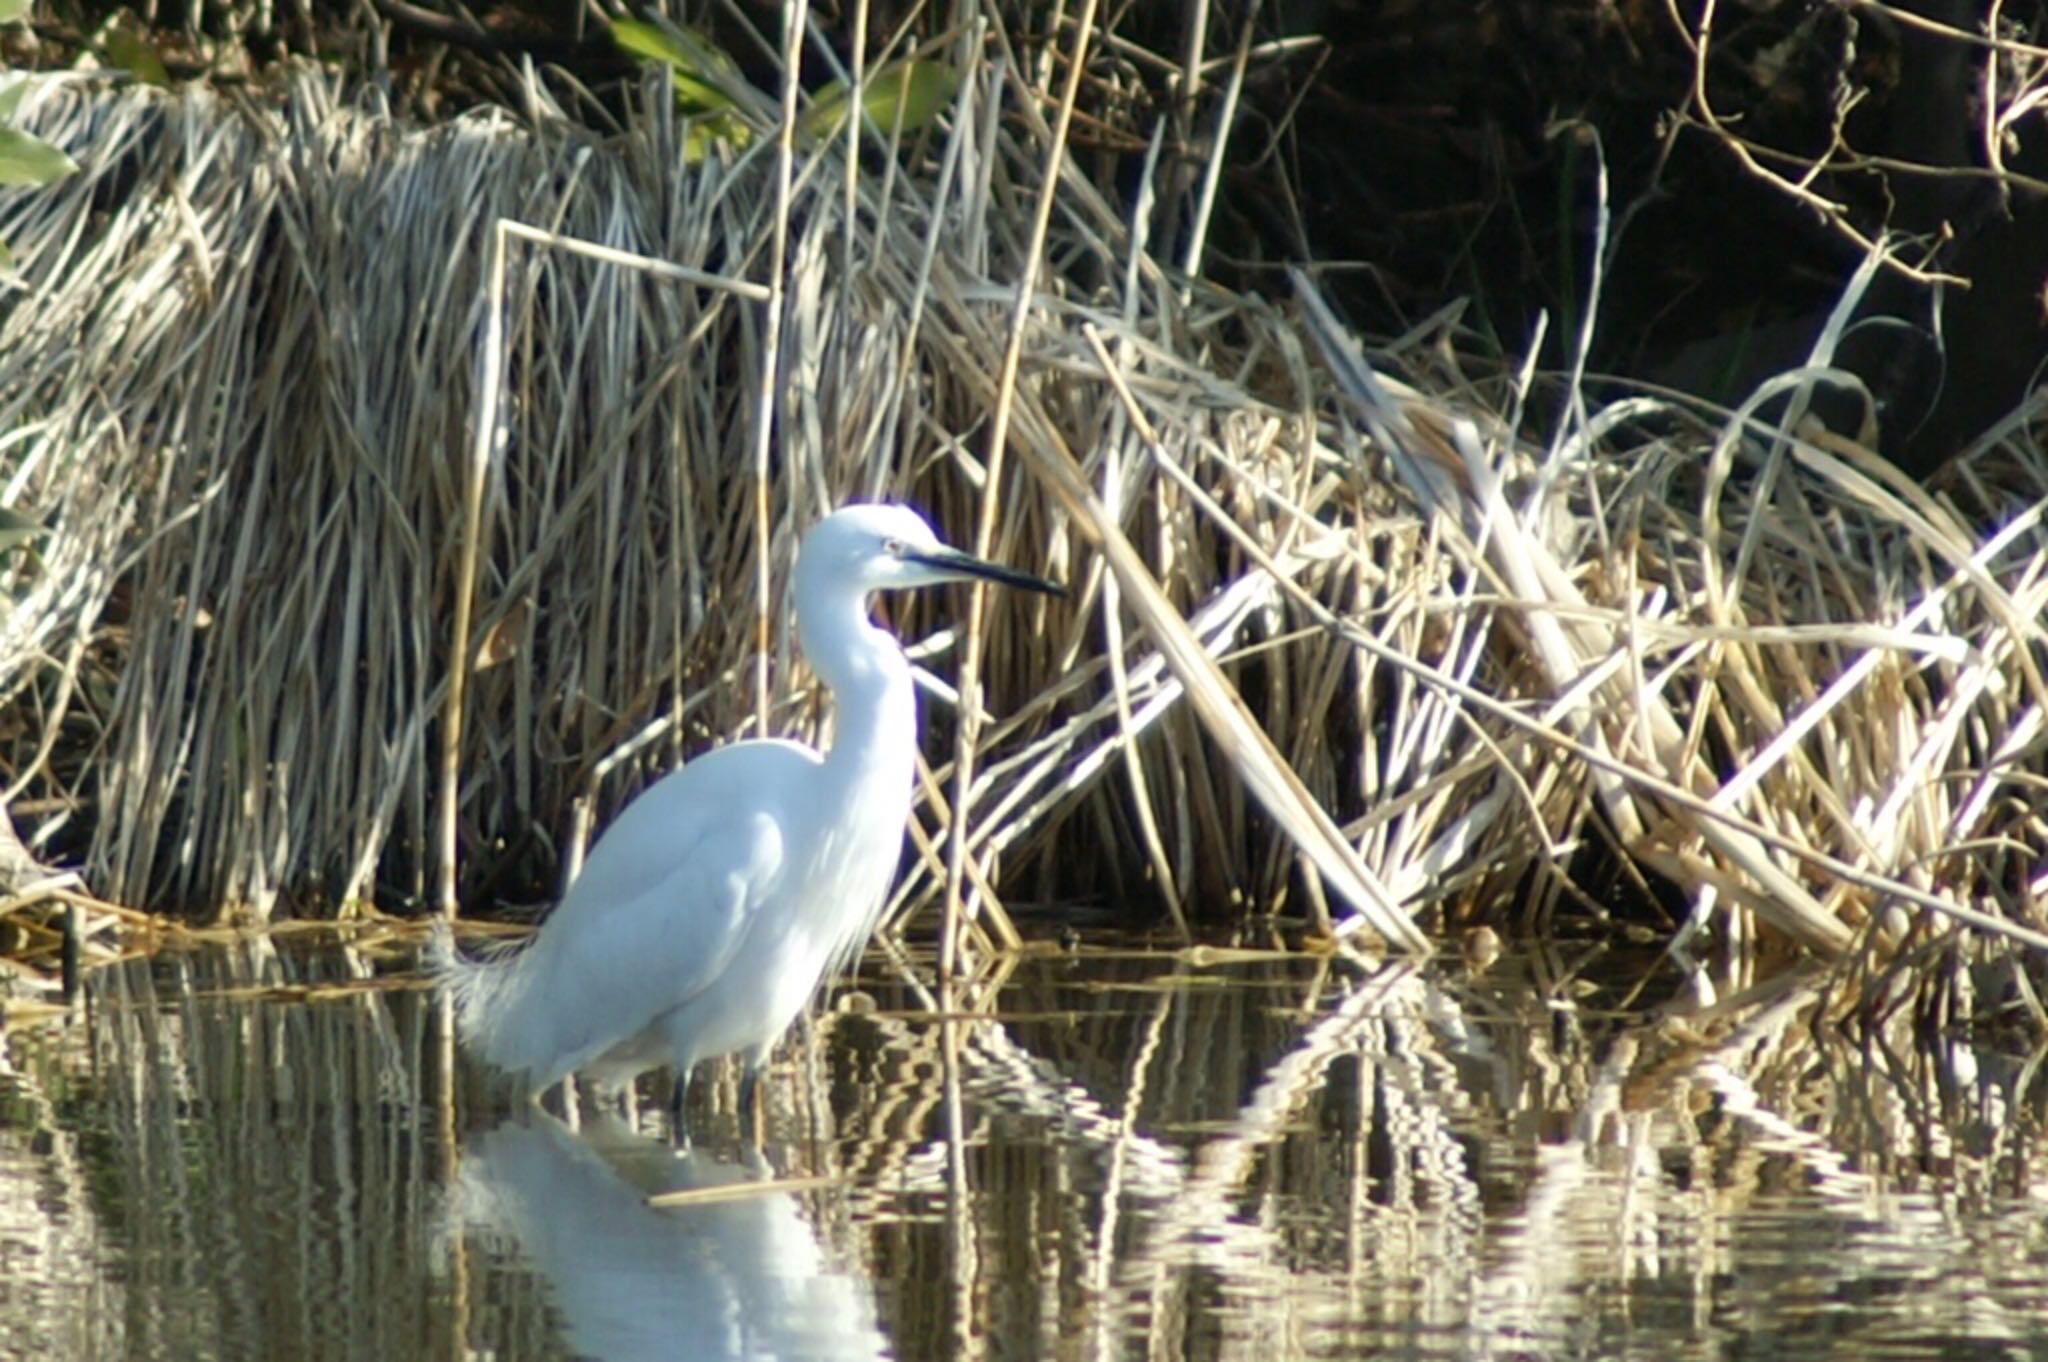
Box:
[882,537,906,557]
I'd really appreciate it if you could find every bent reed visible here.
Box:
[0,32,2043,975]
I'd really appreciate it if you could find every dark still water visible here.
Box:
[2,930,2045,1361]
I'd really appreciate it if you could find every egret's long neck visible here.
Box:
[797,577,918,792]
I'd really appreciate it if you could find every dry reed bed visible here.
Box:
[0,42,2042,964]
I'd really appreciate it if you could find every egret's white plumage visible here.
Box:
[437,504,1060,1130]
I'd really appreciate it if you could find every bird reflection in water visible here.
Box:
[453,1113,890,1362]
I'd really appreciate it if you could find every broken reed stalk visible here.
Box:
[0,4,2044,969]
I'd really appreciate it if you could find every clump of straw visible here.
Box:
[0,18,2043,976]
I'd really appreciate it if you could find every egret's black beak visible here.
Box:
[908,547,1067,598]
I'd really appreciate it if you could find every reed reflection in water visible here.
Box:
[2,932,2048,1360]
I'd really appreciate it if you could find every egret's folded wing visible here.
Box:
[482,803,787,1084]
[539,741,816,940]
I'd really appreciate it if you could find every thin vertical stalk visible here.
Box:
[750,0,810,732]
[940,990,983,1362]
[1177,4,1253,285]
[942,0,1100,977]
[439,220,507,918]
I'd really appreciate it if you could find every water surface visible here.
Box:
[2,931,2044,1360]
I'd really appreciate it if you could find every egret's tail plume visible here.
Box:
[425,918,459,976]
[427,921,545,1088]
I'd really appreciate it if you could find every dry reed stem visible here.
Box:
[944,0,1100,976]
[0,4,2041,969]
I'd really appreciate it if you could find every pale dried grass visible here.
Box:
[0,9,2042,970]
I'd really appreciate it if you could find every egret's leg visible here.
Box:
[668,1067,693,1150]
[738,1064,763,1149]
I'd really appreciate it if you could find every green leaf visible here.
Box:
[612,17,764,159]
[801,60,958,143]
[608,17,673,62]
[0,127,78,187]
[611,18,741,113]
[0,78,24,123]
[682,111,753,162]
[0,0,30,26]
[105,18,173,87]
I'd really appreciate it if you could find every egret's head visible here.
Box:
[797,504,1064,598]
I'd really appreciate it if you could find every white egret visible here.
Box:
[436,503,1062,1138]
